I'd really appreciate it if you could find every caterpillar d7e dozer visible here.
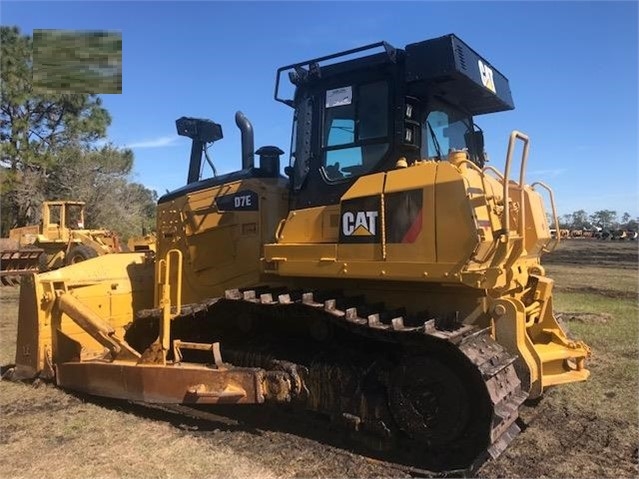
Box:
[12,34,590,472]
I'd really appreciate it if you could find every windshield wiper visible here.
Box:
[426,121,443,160]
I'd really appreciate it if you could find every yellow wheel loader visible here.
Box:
[12,35,590,472]
[0,200,120,285]
[126,230,156,253]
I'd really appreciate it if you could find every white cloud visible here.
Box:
[126,135,179,149]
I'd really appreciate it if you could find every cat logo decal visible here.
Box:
[342,211,378,237]
[478,59,496,94]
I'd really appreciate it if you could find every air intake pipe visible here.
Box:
[255,146,284,177]
[235,111,254,170]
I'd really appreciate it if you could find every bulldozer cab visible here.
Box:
[41,201,86,240]
[275,34,513,209]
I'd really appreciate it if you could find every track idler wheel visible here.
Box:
[388,356,470,446]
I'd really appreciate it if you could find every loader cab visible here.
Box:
[275,34,514,209]
[41,201,86,240]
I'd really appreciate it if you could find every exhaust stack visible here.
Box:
[235,111,255,170]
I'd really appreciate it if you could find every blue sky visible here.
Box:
[3,1,638,218]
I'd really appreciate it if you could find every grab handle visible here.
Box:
[502,131,530,237]
[532,181,560,253]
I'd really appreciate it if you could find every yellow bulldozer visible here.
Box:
[10,35,590,473]
[0,200,120,285]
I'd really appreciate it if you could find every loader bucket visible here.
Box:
[0,248,43,286]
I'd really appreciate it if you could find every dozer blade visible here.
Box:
[13,252,155,379]
[12,252,300,407]
[55,361,265,404]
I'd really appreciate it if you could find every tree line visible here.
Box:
[1,26,155,241]
[558,209,638,232]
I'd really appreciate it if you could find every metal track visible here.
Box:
[129,286,527,472]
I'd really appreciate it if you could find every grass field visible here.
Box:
[1,240,637,478]
[480,240,639,478]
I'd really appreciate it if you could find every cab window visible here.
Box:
[322,81,389,181]
[422,99,473,160]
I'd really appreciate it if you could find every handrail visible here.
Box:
[482,165,504,180]
[274,41,396,106]
[275,218,286,242]
[159,248,183,351]
[167,248,183,315]
[454,158,484,174]
[532,181,560,252]
[502,131,530,238]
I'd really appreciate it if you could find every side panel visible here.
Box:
[265,162,489,284]
[384,162,436,264]
[434,162,478,264]
[275,205,339,244]
[157,178,288,305]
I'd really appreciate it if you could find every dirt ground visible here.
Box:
[1,239,637,478]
